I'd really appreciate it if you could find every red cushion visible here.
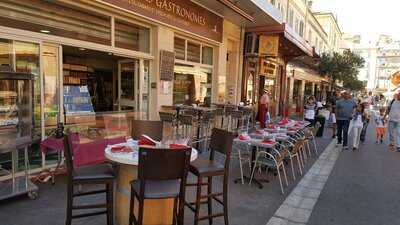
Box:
[262,140,275,144]
[169,144,189,150]
[138,135,157,146]
[111,145,133,153]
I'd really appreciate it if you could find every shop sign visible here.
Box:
[259,59,277,76]
[259,35,279,57]
[159,50,175,81]
[100,0,223,42]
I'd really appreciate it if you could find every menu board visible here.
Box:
[160,50,175,81]
[63,85,94,114]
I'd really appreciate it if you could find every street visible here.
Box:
[307,118,400,225]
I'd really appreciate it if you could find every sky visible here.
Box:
[313,0,400,43]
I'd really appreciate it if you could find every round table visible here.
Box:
[105,143,198,225]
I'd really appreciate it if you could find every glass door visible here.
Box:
[118,59,139,111]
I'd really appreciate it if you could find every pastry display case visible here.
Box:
[0,72,38,200]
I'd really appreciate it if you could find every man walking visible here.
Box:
[387,91,400,151]
[336,91,357,150]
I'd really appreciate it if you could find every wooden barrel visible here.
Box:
[115,164,174,225]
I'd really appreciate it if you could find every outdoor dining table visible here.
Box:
[234,134,278,189]
[105,140,198,225]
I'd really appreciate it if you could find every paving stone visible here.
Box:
[266,217,289,225]
[274,204,312,223]
[292,186,321,199]
[283,194,317,210]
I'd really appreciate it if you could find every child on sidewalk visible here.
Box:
[375,108,387,144]
[328,106,337,139]
[352,104,366,150]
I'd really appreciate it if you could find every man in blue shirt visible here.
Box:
[336,91,357,150]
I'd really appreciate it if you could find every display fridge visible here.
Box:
[0,72,38,200]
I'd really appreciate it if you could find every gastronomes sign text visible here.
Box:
[100,0,223,42]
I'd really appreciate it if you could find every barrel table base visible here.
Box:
[115,164,174,225]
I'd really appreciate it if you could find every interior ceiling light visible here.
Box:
[78,48,86,51]
[40,30,50,33]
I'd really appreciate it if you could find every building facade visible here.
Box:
[344,34,400,93]
[0,0,282,171]
[245,0,341,117]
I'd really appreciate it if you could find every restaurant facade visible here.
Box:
[0,0,285,171]
[0,0,247,139]
[241,24,314,117]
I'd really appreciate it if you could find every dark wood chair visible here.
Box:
[129,147,192,225]
[185,128,234,225]
[131,120,164,141]
[64,134,115,225]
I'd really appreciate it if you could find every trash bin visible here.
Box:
[315,115,326,137]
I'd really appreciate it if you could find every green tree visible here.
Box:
[318,49,366,91]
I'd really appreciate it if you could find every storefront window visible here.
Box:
[0,39,13,71]
[173,65,212,105]
[187,42,201,63]
[305,82,313,97]
[247,72,254,103]
[174,37,214,66]
[0,1,111,45]
[43,45,60,131]
[141,60,150,119]
[115,19,150,53]
[202,46,213,65]
[0,38,41,171]
[14,41,40,139]
[174,37,186,60]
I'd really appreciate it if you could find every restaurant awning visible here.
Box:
[246,23,314,60]
[289,47,321,70]
[192,0,283,27]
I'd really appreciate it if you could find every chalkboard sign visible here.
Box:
[160,50,175,81]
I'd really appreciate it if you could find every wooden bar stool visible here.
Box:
[178,114,195,140]
[185,128,234,225]
[64,134,115,225]
[159,111,178,138]
[131,120,164,141]
[229,110,244,133]
[223,105,236,130]
[213,108,225,128]
[129,147,192,225]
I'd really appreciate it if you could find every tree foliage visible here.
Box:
[318,49,366,91]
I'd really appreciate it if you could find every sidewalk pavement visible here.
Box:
[307,120,400,225]
[0,127,333,225]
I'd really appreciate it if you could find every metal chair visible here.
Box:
[232,140,252,184]
[284,139,305,180]
[64,134,115,225]
[129,147,192,225]
[304,123,320,156]
[185,128,234,225]
[249,143,289,194]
